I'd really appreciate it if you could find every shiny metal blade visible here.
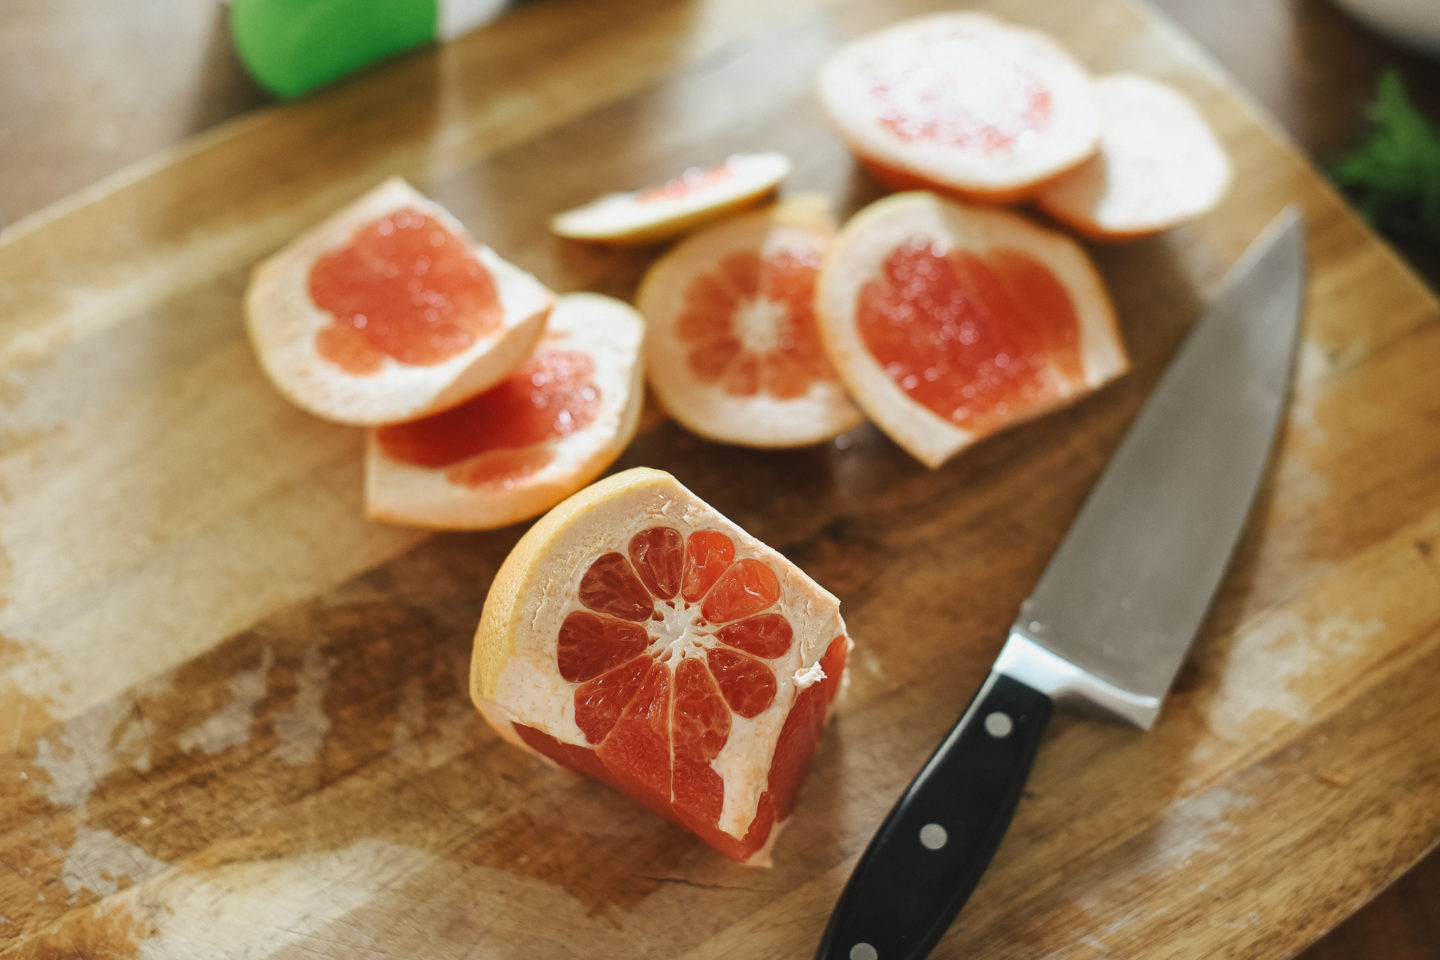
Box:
[1004,209,1306,728]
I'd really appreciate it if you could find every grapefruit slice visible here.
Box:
[549,153,792,245]
[815,191,1128,468]
[636,198,864,447]
[246,177,553,426]
[1035,74,1233,240]
[472,467,850,865]
[365,293,645,530]
[816,13,1101,202]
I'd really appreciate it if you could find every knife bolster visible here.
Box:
[995,632,1162,730]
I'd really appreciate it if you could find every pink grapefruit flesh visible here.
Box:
[309,208,504,375]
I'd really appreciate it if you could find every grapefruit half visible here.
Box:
[550,153,792,245]
[472,467,850,865]
[246,177,553,426]
[365,293,645,530]
[816,13,1101,202]
[637,198,864,447]
[1035,74,1233,240]
[815,192,1128,468]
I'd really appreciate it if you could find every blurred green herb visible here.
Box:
[1333,70,1440,244]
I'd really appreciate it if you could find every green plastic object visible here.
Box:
[230,0,440,99]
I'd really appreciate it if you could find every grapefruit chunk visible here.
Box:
[550,153,792,245]
[246,177,553,425]
[365,293,645,530]
[816,13,1101,201]
[471,467,851,865]
[1035,74,1233,239]
[637,198,863,447]
[815,192,1128,467]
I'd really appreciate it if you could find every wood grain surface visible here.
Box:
[1,0,1438,957]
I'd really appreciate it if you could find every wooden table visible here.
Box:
[1,0,1436,957]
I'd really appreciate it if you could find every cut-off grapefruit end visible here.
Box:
[637,198,865,448]
[816,13,1101,201]
[472,467,851,865]
[815,191,1129,468]
[549,153,793,246]
[1035,74,1233,241]
[246,177,554,426]
[365,293,645,530]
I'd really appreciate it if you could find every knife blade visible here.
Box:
[816,208,1307,960]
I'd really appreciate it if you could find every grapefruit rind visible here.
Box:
[815,192,1128,468]
[1034,74,1233,240]
[471,467,849,863]
[246,177,554,426]
[815,13,1101,201]
[638,199,865,448]
[549,153,793,245]
[364,293,646,530]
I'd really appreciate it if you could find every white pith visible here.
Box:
[1036,73,1233,236]
[732,297,790,355]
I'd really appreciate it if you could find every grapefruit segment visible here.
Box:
[246,177,553,425]
[574,656,652,744]
[364,292,645,529]
[816,192,1128,467]
[472,468,851,864]
[683,530,737,602]
[1035,74,1233,239]
[816,13,1101,201]
[638,199,864,448]
[550,153,792,245]
[717,613,793,659]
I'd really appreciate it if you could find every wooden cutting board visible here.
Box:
[2,0,1437,956]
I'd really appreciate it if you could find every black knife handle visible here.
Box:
[816,672,1053,960]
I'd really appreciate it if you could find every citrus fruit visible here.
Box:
[365,293,645,530]
[636,197,864,447]
[815,13,1101,202]
[815,191,1128,468]
[471,467,850,865]
[1035,74,1233,240]
[549,153,792,245]
[246,177,553,426]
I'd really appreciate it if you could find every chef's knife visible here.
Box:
[816,208,1306,960]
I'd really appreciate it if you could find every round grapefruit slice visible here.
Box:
[246,177,553,426]
[365,293,645,530]
[549,153,792,245]
[1035,74,1233,240]
[636,198,864,447]
[472,467,850,865]
[815,191,1128,468]
[816,13,1101,202]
